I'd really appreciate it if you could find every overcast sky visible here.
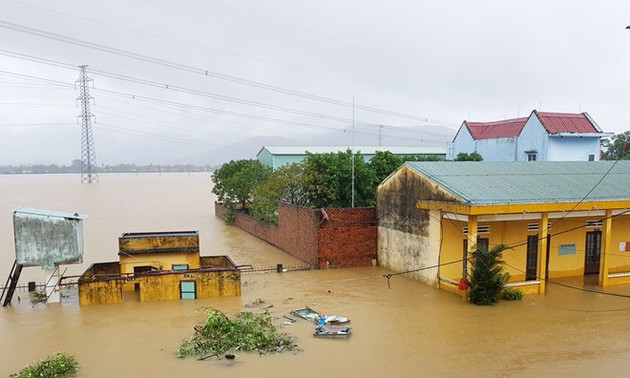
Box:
[0,0,629,165]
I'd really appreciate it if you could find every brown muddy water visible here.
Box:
[2,173,630,377]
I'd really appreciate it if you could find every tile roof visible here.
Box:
[464,117,528,140]
[405,161,630,206]
[533,110,600,134]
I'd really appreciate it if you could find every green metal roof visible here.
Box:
[405,161,630,206]
[259,145,446,156]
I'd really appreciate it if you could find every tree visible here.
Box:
[303,150,378,208]
[369,151,404,184]
[468,244,510,305]
[211,159,271,211]
[251,163,308,223]
[455,152,483,161]
[601,131,630,160]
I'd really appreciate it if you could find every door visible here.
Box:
[463,238,489,276]
[526,235,538,280]
[180,281,196,300]
[584,231,602,275]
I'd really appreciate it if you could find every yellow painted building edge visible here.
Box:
[417,200,630,215]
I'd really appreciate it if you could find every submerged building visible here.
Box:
[78,231,240,305]
[377,161,630,295]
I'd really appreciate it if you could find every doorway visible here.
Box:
[584,231,602,275]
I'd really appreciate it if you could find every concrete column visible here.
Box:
[599,209,613,287]
[466,215,478,278]
[539,212,549,294]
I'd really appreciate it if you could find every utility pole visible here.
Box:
[76,65,98,183]
[351,97,355,208]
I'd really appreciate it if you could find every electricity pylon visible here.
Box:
[76,65,98,183]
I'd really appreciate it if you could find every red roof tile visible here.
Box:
[464,117,527,140]
[534,111,599,134]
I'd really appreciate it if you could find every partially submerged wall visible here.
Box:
[377,166,459,285]
[317,208,377,268]
[215,202,377,268]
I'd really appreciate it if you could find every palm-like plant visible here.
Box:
[468,244,510,305]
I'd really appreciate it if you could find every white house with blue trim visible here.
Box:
[448,110,612,162]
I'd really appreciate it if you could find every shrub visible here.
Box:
[468,244,510,305]
[223,210,236,225]
[11,352,78,378]
[502,287,524,301]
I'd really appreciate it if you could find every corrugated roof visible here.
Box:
[261,145,446,155]
[464,117,527,140]
[534,111,599,134]
[405,161,630,206]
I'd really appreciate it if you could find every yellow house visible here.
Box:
[377,161,630,295]
[79,231,241,305]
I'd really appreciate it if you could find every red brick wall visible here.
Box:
[317,208,377,268]
[215,202,376,268]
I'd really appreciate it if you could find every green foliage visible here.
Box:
[223,211,236,225]
[11,352,78,378]
[601,131,630,160]
[369,151,404,184]
[501,287,524,301]
[177,309,298,358]
[212,159,272,211]
[302,150,378,208]
[455,152,483,161]
[252,163,308,223]
[468,244,510,305]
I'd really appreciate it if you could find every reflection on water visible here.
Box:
[2,174,630,377]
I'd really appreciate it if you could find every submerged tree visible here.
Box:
[211,159,271,211]
[252,163,309,223]
[177,308,298,359]
[468,244,510,305]
[302,150,378,208]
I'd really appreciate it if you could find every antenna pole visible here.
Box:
[351,97,355,208]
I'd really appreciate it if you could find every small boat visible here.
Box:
[314,324,352,338]
[290,307,350,324]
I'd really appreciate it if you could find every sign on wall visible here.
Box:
[558,244,577,256]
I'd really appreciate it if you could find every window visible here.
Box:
[588,153,595,161]
[527,153,537,161]
[180,281,196,300]
[172,264,189,271]
[463,225,490,234]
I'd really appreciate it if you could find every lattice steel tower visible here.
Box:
[76,65,98,183]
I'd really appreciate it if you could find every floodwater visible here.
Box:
[3,174,630,377]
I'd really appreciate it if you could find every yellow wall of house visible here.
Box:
[440,219,465,281]
[138,271,241,302]
[79,270,241,305]
[119,233,199,251]
[439,214,630,288]
[119,253,201,275]
[605,216,630,274]
[79,280,124,305]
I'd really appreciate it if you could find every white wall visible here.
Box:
[517,116,548,161]
[547,136,601,161]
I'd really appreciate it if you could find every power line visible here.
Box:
[0,49,456,139]
[5,0,475,106]
[0,19,457,125]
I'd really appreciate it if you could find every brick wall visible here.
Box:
[215,202,377,268]
[317,208,377,268]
